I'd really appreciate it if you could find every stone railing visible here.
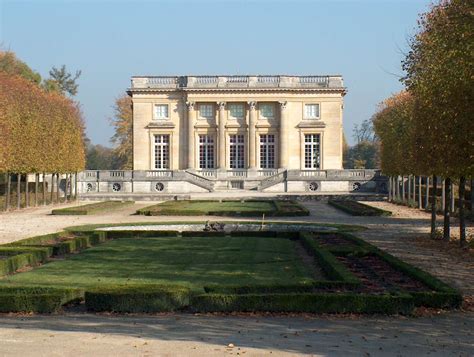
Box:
[196,169,217,178]
[226,170,248,178]
[131,75,344,90]
[258,170,287,191]
[287,169,380,181]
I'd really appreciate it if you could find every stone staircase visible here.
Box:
[257,170,287,191]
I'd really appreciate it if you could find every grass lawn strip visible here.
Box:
[51,200,134,215]
[136,199,309,217]
[328,200,392,216]
[0,226,461,314]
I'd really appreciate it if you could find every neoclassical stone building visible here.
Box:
[78,75,383,196]
[130,75,345,175]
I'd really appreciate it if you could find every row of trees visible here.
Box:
[373,0,473,246]
[0,51,86,209]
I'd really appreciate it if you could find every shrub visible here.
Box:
[51,201,134,215]
[191,292,414,314]
[299,233,360,285]
[0,286,83,313]
[85,285,191,312]
[328,200,392,216]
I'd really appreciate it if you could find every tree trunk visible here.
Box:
[25,174,29,208]
[470,179,474,216]
[443,177,451,241]
[5,172,11,211]
[396,176,400,201]
[16,174,21,210]
[459,176,466,247]
[425,176,430,209]
[407,175,411,206]
[42,173,46,206]
[431,175,437,239]
[442,179,446,211]
[450,181,455,213]
[412,176,416,202]
[75,172,78,201]
[388,176,391,202]
[56,173,60,203]
[50,173,55,203]
[34,173,38,207]
[64,174,69,203]
[418,176,422,209]
[402,176,406,203]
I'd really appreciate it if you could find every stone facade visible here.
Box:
[76,75,388,196]
[129,75,345,172]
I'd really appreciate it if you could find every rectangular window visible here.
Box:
[199,104,214,119]
[229,104,244,119]
[153,104,169,120]
[199,135,215,169]
[304,134,321,169]
[229,134,245,169]
[259,134,275,169]
[259,103,274,119]
[304,104,320,119]
[154,135,170,169]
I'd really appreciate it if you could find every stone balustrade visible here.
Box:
[130,75,344,90]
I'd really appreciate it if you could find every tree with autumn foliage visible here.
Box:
[374,0,473,245]
[110,94,133,170]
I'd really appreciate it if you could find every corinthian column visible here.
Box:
[217,102,226,169]
[279,101,288,168]
[248,101,257,169]
[186,101,195,169]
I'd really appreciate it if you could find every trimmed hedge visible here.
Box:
[51,201,134,215]
[103,230,179,239]
[0,247,52,275]
[328,200,392,216]
[85,285,191,312]
[136,200,309,217]
[191,292,414,314]
[0,286,83,313]
[299,233,360,286]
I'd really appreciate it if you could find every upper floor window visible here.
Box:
[229,104,244,119]
[259,103,274,119]
[199,104,214,119]
[153,104,169,120]
[304,104,320,119]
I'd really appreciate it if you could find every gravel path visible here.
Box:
[0,199,473,356]
[0,312,472,356]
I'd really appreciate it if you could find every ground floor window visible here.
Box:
[304,134,320,169]
[259,134,275,169]
[229,134,245,169]
[199,135,215,169]
[154,134,170,169]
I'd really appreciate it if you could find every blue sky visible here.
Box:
[1,0,429,146]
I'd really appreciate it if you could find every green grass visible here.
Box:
[136,200,309,217]
[2,237,314,291]
[52,201,134,215]
[328,200,392,216]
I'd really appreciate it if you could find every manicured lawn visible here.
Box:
[3,236,314,291]
[51,200,134,215]
[136,199,309,216]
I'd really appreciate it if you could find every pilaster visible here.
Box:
[186,101,195,169]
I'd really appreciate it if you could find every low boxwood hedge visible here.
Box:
[0,286,83,313]
[0,247,52,276]
[328,200,392,216]
[51,201,134,215]
[103,230,179,239]
[85,285,191,312]
[300,233,360,286]
[191,292,414,314]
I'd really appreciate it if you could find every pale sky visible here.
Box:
[1,0,430,146]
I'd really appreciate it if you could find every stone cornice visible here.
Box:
[297,121,326,129]
[145,121,176,129]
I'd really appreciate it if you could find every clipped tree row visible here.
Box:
[0,72,85,210]
[373,0,473,246]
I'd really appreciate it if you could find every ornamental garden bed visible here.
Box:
[136,199,309,217]
[51,200,134,215]
[328,200,392,216]
[0,225,461,314]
